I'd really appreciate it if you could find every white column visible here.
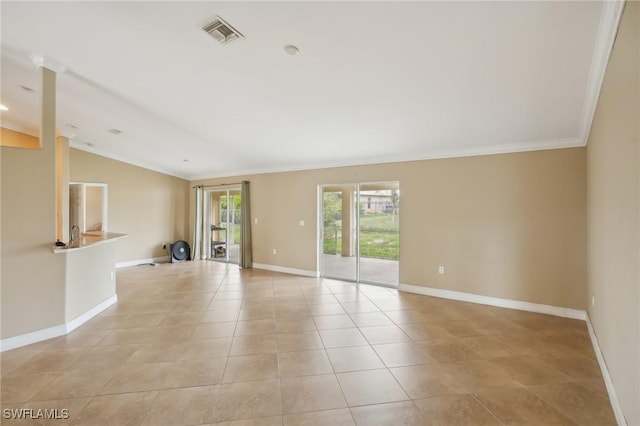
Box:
[32,55,67,241]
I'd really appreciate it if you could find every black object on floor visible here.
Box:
[170,240,191,262]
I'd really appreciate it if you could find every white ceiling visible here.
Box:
[0,1,621,180]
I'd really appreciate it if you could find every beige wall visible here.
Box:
[70,149,190,263]
[1,67,67,340]
[0,127,40,150]
[192,147,586,310]
[586,2,640,425]
[1,144,191,341]
[1,143,127,340]
[85,185,103,231]
[1,145,66,339]
[65,242,116,322]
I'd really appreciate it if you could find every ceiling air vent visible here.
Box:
[203,16,244,44]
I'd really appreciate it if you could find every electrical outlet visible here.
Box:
[592,296,595,307]
[299,220,305,226]
[272,248,277,255]
[438,266,445,274]
[255,218,258,224]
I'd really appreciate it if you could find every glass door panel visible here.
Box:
[358,183,400,286]
[227,190,241,264]
[321,185,357,281]
[205,187,241,264]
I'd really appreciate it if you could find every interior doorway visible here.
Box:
[320,182,400,287]
[204,186,241,264]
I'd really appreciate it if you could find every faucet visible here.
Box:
[70,225,79,242]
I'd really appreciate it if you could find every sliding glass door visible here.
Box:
[205,187,241,264]
[320,182,399,287]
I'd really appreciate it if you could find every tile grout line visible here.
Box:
[470,393,509,426]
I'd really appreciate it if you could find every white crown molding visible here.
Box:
[188,137,584,181]
[0,295,117,352]
[252,263,319,278]
[585,315,628,426]
[398,283,586,320]
[69,142,191,181]
[580,0,626,145]
[30,54,67,73]
[184,1,624,181]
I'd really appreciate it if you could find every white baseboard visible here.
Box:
[252,263,319,278]
[0,294,118,352]
[66,294,118,333]
[586,315,627,426]
[398,283,586,320]
[116,256,169,269]
[0,324,67,352]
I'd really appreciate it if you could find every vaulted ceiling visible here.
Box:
[0,1,621,179]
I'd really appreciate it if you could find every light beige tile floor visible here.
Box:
[0,261,616,425]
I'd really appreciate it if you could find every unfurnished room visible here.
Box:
[0,1,638,425]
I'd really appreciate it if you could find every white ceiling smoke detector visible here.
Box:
[203,16,244,44]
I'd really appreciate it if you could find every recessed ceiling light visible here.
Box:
[107,128,123,135]
[284,45,300,56]
[183,159,189,163]
[19,85,34,93]
[0,104,8,111]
